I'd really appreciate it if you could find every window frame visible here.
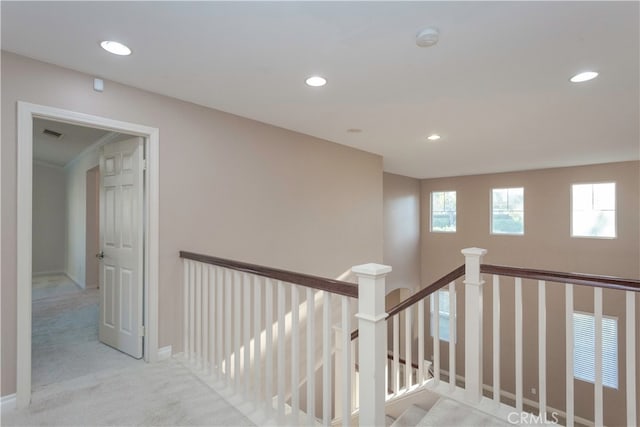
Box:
[430,190,457,233]
[570,181,617,239]
[572,310,619,390]
[490,187,525,236]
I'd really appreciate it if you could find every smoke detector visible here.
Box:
[416,27,440,47]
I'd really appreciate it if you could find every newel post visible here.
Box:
[462,247,487,404]
[352,263,391,427]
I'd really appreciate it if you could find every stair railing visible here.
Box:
[481,262,639,427]
[350,248,640,427]
[179,250,391,427]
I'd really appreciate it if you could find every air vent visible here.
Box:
[43,128,63,139]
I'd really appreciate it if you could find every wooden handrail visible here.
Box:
[351,263,640,341]
[351,265,466,340]
[179,251,358,298]
[481,264,640,293]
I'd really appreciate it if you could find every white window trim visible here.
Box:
[430,190,457,233]
[490,187,525,236]
[570,181,617,239]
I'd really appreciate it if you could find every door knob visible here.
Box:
[96,251,105,260]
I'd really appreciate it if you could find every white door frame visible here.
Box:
[16,101,160,408]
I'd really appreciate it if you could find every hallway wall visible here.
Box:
[32,162,67,275]
[1,51,384,396]
[383,172,421,293]
[64,146,100,289]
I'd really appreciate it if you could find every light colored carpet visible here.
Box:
[417,398,510,427]
[31,274,140,388]
[2,359,254,426]
[2,274,254,426]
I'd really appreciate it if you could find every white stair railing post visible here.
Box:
[353,263,391,427]
[462,247,487,404]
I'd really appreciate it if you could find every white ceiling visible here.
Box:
[4,1,639,178]
[33,118,111,167]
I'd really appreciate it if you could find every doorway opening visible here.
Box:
[32,118,143,388]
[16,102,160,408]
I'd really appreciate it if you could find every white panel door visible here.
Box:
[98,137,144,359]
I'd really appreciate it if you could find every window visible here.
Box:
[572,183,616,238]
[573,312,618,389]
[491,187,524,235]
[431,191,456,232]
[430,289,455,342]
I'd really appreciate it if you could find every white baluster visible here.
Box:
[202,264,209,371]
[393,315,399,394]
[224,269,232,383]
[195,262,202,368]
[342,296,352,427]
[243,273,251,397]
[208,266,215,377]
[538,280,547,420]
[277,281,286,424]
[265,278,273,413]
[405,306,412,390]
[515,277,523,411]
[189,261,195,363]
[626,291,637,427]
[433,292,440,386]
[449,281,456,391]
[234,272,241,390]
[493,275,500,404]
[183,259,189,360]
[306,288,316,425]
[254,277,262,404]
[565,284,574,427]
[351,339,358,409]
[418,299,425,386]
[216,267,223,380]
[322,291,331,427]
[594,287,603,427]
[291,285,300,422]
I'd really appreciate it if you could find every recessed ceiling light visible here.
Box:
[416,27,440,48]
[305,76,327,87]
[100,40,132,56]
[427,134,441,141]
[570,71,598,83]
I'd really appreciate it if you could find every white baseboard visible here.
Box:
[1,393,16,411]
[157,345,172,361]
[435,366,594,427]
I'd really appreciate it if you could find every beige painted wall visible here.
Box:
[420,161,640,426]
[64,144,100,288]
[1,51,383,396]
[383,172,421,293]
[32,162,67,274]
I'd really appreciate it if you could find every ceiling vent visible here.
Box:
[43,128,63,139]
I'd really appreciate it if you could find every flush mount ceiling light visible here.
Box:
[305,76,327,87]
[100,40,132,56]
[427,134,441,141]
[570,71,598,83]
